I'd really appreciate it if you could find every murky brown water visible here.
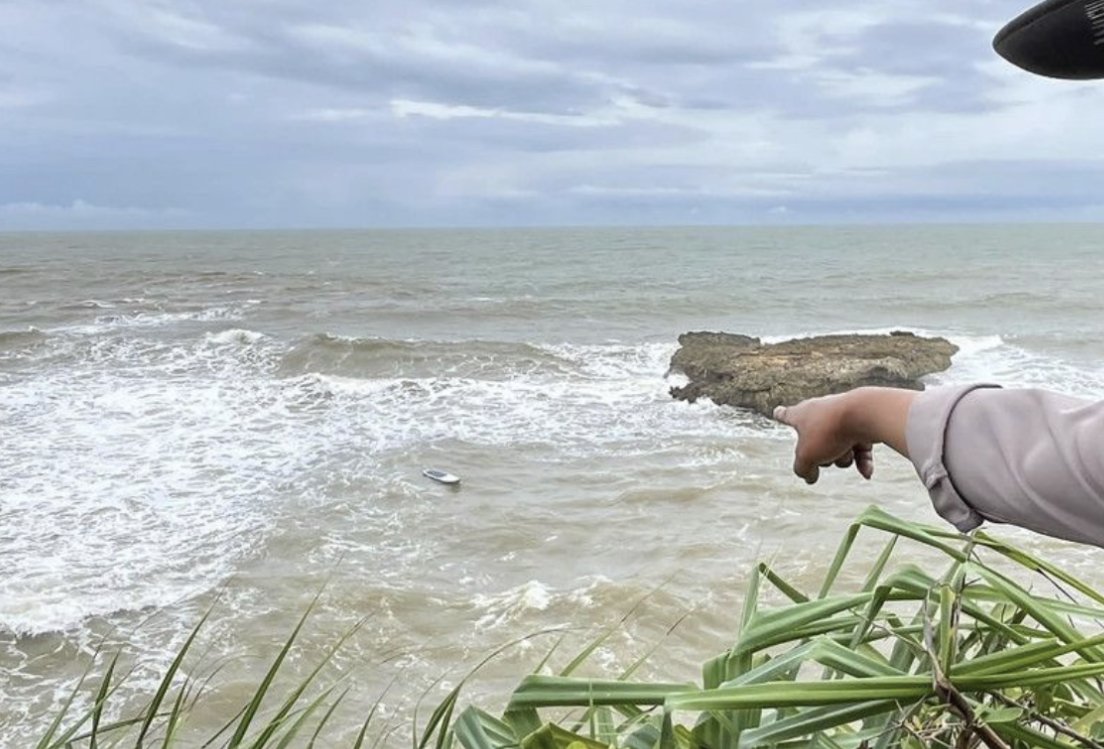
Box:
[3,226,1104,745]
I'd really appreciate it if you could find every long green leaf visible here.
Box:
[736,700,900,748]
[417,685,461,749]
[227,599,317,747]
[306,688,349,748]
[453,706,517,749]
[160,682,191,748]
[669,663,1104,711]
[991,721,1079,749]
[955,633,1104,676]
[138,609,212,746]
[737,594,874,655]
[963,529,1104,607]
[63,715,153,746]
[509,677,692,709]
[970,563,1104,660]
[35,651,94,749]
[860,537,899,593]
[520,723,609,749]
[854,506,967,561]
[89,652,119,749]
[818,519,862,599]
[249,617,364,748]
[757,563,809,604]
[269,685,343,749]
[502,709,542,742]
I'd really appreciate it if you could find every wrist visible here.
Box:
[841,387,917,457]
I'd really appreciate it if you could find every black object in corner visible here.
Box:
[995,0,1104,79]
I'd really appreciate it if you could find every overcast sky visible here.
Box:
[3,0,1104,229]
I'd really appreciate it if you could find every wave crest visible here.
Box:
[278,334,578,380]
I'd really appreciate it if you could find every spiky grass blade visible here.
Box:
[346,672,400,749]
[160,681,190,748]
[351,695,384,749]
[860,537,899,593]
[503,708,542,742]
[416,629,566,749]
[736,700,901,748]
[519,723,608,749]
[757,563,809,604]
[88,651,119,749]
[960,529,1104,607]
[818,520,861,599]
[954,633,1104,676]
[453,706,517,749]
[676,664,1104,711]
[509,677,692,709]
[270,684,345,749]
[64,715,152,746]
[35,651,94,749]
[991,721,1080,748]
[201,704,249,748]
[736,594,874,656]
[559,585,658,680]
[227,598,317,748]
[970,563,1104,660]
[533,635,567,677]
[568,611,690,738]
[247,616,365,747]
[417,684,461,749]
[45,657,136,749]
[137,609,212,746]
[306,688,349,748]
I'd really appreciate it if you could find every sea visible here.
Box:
[2,225,1104,745]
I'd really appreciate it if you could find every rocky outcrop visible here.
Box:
[669,331,957,417]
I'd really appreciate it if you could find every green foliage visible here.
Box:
[36,506,1104,747]
[423,507,1104,749]
[30,597,367,748]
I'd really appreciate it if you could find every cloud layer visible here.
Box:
[3,0,1104,228]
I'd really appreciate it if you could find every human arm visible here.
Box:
[776,384,1104,547]
[772,386,918,485]
[910,385,1104,545]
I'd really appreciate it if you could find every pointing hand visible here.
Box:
[773,388,918,485]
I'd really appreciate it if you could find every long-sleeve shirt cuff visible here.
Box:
[905,383,1002,533]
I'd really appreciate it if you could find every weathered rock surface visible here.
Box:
[669,331,957,417]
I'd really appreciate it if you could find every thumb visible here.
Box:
[773,404,796,427]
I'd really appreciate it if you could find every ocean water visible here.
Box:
[2,225,1104,745]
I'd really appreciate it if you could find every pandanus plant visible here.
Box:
[423,507,1104,749]
[35,507,1104,748]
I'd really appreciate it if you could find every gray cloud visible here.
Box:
[2,0,1102,229]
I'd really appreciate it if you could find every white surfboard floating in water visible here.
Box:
[422,468,461,485]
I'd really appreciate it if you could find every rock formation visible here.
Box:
[669,331,957,417]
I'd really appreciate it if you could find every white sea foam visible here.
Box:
[4,315,1103,639]
[539,341,678,380]
[0,331,752,634]
[755,326,1104,396]
[470,578,609,630]
[55,306,244,336]
[944,333,1004,357]
[296,360,759,455]
[1,336,288,633]
[205,327,267,346]
[921,332,1104,398]
[954,352,1104,397]
[472,581,554,629]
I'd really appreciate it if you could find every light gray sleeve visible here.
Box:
[907,384,1104,546]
